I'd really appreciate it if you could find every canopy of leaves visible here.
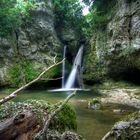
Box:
[84,0,117,36]
[53,0,85,37]
[0,0,33,37]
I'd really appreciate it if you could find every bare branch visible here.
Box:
[53,54,57,64]
[40,77,63,81]
[101,131,111,140]
[0,59,64,105]
[42,91,77,139]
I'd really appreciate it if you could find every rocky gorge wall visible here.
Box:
[0,0,79,86]
[84,0,140,83]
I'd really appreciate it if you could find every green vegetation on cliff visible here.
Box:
[53,0,85,37]
[84,50,106,82]
[8,61,38,86]
[0,0,33,37]
[84,0,117,36]
[83,0,118,82]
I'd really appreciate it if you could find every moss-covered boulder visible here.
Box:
[88,98,101,110]
[0,99,77,132]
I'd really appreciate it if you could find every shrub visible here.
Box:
[8,61,38,86]
[0,0,34,37]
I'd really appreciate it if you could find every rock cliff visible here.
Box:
[0,0,61,86]
[84,0,140,83]
[0,0,79,86]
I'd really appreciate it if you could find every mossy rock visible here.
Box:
[88,98,102,110]
[110,111,140,140]
[49,103,77,132]
[0,99,77,132]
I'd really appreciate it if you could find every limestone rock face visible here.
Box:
[0,37,15,85]
[84,0,140,80]
[56,25,80,58]
[0,0,61,85]
[104,0,140,70]
[18,0,61,63]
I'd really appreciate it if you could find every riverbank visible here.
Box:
[100,88,140,109]
[94,81,140,109]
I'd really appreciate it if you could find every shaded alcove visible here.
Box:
[27,46,76,90]
[110,68,140,85]
[27,78,62,90]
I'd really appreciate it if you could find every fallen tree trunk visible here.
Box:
[0,111,40,140]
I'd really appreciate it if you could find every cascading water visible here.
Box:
[62,46,67,88]
[65,45,83,89]
[49,44,90,91]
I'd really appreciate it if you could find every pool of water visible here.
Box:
[0,89,136,140]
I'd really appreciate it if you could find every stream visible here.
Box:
[0,89,136,140]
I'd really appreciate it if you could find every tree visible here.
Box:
[53,0,85,37]
[0,0,33,37]
[83,0,117,36]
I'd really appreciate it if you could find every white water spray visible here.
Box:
[48,45,90,92]
[65,45,84,89]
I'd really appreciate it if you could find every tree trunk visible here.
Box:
[0,111,40,140]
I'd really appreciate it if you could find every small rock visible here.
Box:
[113,109,122,113]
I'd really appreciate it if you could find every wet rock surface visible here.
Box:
[100,88,140,109]
[107,112,140,140]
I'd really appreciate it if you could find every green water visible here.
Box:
[0,89,136,140]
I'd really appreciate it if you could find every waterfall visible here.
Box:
[65,45,83,89]
[48,44,90,92]
[62,46,66,88]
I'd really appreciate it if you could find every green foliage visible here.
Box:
[84,45,106,82]
[84,0,117,36]
[8,61,38,86]
[8,64,21,86]
[121,111,139,121]
[86,9,110,30]
[53,0,84,37]
[50,103,77,132]
[84,61,106,82]
[22,61,38,82]
[43,65,61,79]
[0,0,34,37]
